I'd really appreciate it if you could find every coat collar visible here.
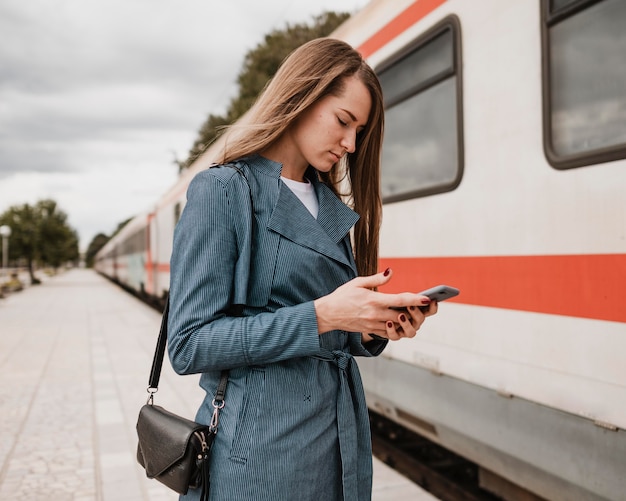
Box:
[243,155,359,269]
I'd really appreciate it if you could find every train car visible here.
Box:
[95,212,152,296]
[344,1,626,500]
[96,0,626,499]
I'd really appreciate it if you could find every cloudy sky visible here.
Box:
[0,0,367,250]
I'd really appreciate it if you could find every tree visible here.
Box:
[0,199,80,284]
[37,199,79,270]
[85,233,110,268]
[182,11,350,169]
[0,204,39,283]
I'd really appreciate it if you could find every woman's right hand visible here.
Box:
[313,268,435,339]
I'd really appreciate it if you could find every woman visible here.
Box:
[167,38,437,501]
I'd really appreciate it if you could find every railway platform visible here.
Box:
[0,269,438,500]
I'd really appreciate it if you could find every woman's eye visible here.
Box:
[337,117,348,126]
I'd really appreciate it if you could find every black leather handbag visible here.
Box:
[136,299,228,500]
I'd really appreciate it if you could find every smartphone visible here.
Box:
[418,285,460,302]
[391,285,460,312]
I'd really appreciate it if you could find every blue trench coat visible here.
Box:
[167,155,387,501]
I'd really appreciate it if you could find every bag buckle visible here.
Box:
[146,386,158,405]
[209,398,225,433]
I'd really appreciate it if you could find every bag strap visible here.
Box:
[146,163,251,405]
[146,297,229,407]
[147,298,170,392]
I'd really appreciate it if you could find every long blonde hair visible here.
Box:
[221,38,384,276]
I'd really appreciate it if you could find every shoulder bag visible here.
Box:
[136,299,228,501]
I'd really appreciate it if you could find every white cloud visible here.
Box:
[0,0,368,250]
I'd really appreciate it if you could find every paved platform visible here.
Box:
[0,269,438,500]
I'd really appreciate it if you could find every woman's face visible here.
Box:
[288,75,372,176]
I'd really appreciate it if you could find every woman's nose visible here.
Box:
[340,130,356,154]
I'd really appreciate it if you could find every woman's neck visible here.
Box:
[260,134,308,182]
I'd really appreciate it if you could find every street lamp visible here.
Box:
[0,225,11,277]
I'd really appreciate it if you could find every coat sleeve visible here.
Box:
[348,332,388,357]
[167,170,322,375]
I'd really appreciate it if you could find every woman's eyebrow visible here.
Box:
[340,108,367,127]
[340,108,357,121]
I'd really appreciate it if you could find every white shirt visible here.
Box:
[281,176,319,219]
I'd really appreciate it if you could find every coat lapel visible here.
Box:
[267,179,359,269]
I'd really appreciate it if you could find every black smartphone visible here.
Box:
[391,285,460,312]
[418,284,460,302]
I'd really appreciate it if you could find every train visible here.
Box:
[95,0,626,499]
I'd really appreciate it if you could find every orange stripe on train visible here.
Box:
[379,254,626,323]
[357,0,448,58]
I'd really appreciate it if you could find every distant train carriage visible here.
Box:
[95,1,626,499]
[95,213,150,296]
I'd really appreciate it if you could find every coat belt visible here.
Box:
[312,349,372,501]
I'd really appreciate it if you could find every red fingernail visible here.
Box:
[383,267,391,277]
[386,321,393,328]
[421,298,431,305]
[399,314,407,322]
[409,306,416,311]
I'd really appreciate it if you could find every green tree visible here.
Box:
[85,233,110,268]
[0,199,80,284]
[0,204,39,283]
[182,11,350,169]
[37,199,79,270]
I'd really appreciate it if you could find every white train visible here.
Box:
[95,1,626,499]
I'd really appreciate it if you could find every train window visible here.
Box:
[542,0,626,168]
[377,16,463,203]
[550,0,578,10]
[378,31,453,106]
[174,202,181,225]
[119,228,146,255]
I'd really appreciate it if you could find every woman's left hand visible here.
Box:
[381,300,438,341]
